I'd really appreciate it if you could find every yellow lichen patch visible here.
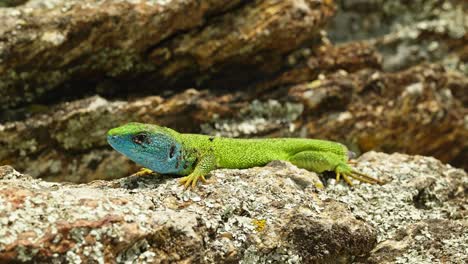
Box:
[252,219,267,232]
[314,181,324,189]
[307,79,322,89]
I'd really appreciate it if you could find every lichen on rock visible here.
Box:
[0,151,466,263]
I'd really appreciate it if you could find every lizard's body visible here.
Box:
[107,122,382,188]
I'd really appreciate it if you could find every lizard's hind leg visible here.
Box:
[335,163,384,185]
[289,151,383,186]
[289,150,335,174]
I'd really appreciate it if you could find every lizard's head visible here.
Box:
[107,122,184,174]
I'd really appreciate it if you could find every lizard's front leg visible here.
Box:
[179,152,217,189]
[130,168,155,177]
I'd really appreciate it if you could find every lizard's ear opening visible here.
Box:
[132,133,151,145]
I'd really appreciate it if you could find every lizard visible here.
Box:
[107,122,383,189]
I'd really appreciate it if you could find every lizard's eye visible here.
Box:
[132,133,150,145]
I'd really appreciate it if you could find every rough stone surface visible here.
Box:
[0,152,466,263]
[0,161,370,263]
[328,0,468,74]
[291,64,468,169]
[366,220,468,264]
[0,0,335,110]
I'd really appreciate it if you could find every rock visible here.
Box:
[1,1,466,261]
[2,0,464,182]
[0,90,254,182]
[0,161,369,263]
[0,152,466,263]
[366,220,468,264]
[253,41,382,92]
[0,0,335,110]
[328,0,468,74]
[0,0,28,7]
[0,0,465,194]
[1,61,466,183]
[0,41,383,183]
[326,152,467,263]
[292,64,468,169]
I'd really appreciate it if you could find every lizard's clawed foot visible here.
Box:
[179,174,207,190]
[336,170,384,186]
[130,168,155,177]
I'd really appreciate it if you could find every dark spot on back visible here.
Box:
[209,137,215,142]
[169,144,175,158]
[183,163,188,169]
[175,156,180,168]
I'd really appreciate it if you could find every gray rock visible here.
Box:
[0,152,466,263]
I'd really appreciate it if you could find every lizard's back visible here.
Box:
[180,133,347,169]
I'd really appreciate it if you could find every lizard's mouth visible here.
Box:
[107,135,121,149]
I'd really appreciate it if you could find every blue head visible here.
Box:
[107,122,186,174]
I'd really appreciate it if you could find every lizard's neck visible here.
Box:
[139,138,190,175]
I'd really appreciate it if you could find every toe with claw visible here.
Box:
[179,174,207,190]
[335,163,384,186]
[130,168,156,177]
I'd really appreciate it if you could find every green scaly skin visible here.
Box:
[107,122,383,189]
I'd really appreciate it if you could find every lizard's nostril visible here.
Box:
[107,135,118,143]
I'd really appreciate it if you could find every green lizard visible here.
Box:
[107,122,383,189]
